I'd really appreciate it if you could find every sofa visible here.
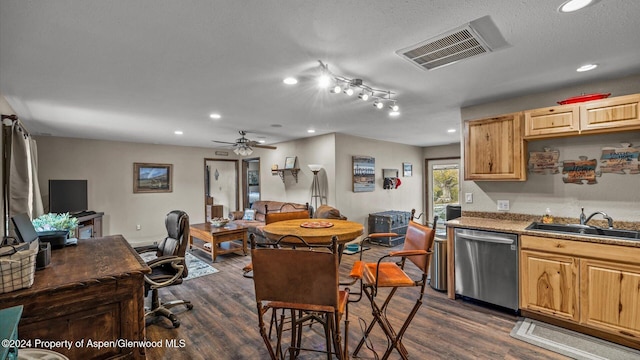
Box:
[229,201,310,242]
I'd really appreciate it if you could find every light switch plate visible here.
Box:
[497,200,510,211]
[465,193,473,203]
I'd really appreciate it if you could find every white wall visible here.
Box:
[335,133,425,232]
[460,74,640,221]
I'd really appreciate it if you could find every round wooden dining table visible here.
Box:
[262,218,364,247]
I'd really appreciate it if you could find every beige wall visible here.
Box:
[460,74,640,221]
[335,133,425,232]
[34,134,340,245]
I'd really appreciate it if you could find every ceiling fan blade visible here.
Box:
[212,140,237,145]
[253,144,277,150]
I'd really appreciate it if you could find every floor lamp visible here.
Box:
[308,164,323,212]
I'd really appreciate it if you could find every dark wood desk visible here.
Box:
[0,235,150,360]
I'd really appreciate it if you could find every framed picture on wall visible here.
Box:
[133,163,173,193]
[352,155,375,192]
[403,162,412,177]
[284,156,297,169]
[248,170,259,186]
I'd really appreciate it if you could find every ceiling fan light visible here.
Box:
[233,148,241,155]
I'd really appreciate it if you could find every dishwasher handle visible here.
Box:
[455,232,515,245]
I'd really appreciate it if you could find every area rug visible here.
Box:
[510,318,640,360]
[139,251,219,280]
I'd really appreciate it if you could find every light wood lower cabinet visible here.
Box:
[520,250,579,322]
[520,235,640,348]
[580,259,640,338]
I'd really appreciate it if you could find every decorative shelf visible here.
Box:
[274,168,299,183]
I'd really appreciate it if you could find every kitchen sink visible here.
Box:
[526,222,640,240]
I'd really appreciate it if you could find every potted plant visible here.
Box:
[32,213,79,248]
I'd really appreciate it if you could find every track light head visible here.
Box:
[389,102,399,112]
[344,87,354,96]
[373,99,384,109]
[358,92,369,101]
[330,84,342,93]
[318,74,331,88]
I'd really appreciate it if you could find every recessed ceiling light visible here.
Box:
[447,129,456,133]
[174,130,183,135]
[283,77,298,85]
[209,113,221,119]
[559,0,594,13]
[577,64,598,72]
[307,129,316,133]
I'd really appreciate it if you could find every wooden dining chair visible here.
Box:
[349,216,437,360]
[251,235,349,359]
[242,209,310,278]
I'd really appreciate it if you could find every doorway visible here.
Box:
[242,158,260,210]
[204,158,239,219]
[425,157,460,232]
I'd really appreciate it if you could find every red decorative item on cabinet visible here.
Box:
[557,93,611,105]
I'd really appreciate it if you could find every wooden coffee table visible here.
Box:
[189,222,248,262]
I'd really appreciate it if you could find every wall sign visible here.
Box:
[600,143,640,174]
[562,157,599,184]
[528,148,560,174]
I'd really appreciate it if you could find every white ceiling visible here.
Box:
[1,1,640,148]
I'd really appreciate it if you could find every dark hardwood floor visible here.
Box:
[145,243,567,360]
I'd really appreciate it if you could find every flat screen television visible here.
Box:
[49,180,88,214]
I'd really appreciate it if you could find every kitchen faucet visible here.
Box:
[580,208,614,228]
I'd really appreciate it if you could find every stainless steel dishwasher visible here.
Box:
[454,228,518,311]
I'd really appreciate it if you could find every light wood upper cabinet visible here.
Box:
[464,112,526,181]
[523,93,640,139]
[520,249,579,322]
[580,94,640,133]
[580,259,640,338]
[524,105,580,138]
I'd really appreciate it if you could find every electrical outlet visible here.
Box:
[136,224,141,230]
[465,193,473,203]
[497,200,510,211]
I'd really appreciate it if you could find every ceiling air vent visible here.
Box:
[396,15,509,71]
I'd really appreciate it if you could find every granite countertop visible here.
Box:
[445,212,640,248]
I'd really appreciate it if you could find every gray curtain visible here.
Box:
[3,121,43,238]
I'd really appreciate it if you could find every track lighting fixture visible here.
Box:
[318,60,400,115]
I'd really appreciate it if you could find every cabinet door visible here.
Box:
[520,250,579,322]
[524,105,580,139]
[580,94,640,133]
[464,113,526,181]
[580,259,640,338]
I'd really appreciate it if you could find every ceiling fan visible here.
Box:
[212,130,276,156]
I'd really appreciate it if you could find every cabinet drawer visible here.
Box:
[524,105,580,138]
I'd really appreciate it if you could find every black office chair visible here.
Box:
[135,210,193,328]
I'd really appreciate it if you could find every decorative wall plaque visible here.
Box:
[562,157,600,184]
[600,143,640,174]
[528,148,560,174]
